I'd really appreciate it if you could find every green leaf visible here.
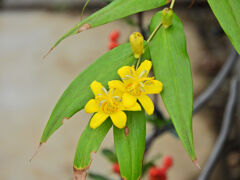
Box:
[51,0,168,50]
[149,11,196,160]
[101,148,118,163]
[74,119,112,170]
[142,161,155,176]
[146,114,171,128]
[41,42,150,143]
[208,0,240,54]
[113,111,146,180]
[88,172,110,180]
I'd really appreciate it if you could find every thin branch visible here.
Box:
[193,50,238,113]
[198,77,239,180]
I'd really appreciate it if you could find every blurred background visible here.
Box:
[0,0,239,180]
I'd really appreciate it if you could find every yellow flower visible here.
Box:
[109,60,163,115]
[85,81,141,129]
[129,32,144,58]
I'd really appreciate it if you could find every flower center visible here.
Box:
[97,87,121,114]
[101,101,119,114]
[126,82,145,96]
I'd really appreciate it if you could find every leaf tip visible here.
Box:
[43,47,54,60]
[73,167,87,180]
[193,159,201,169]
[78,24,91,33]
[29,142,45,162]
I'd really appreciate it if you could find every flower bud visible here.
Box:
[129,32,144,58]
[162,8,173,29]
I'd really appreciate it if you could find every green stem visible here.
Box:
[147,22,162,43]
[170,0,175,9]
[135,57,141,69]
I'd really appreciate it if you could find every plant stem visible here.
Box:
[135,57,141,69]
[170,0,175,9]
[147,22,162,43]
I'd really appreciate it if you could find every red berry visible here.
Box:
[163,156,173,169]
[109,30,120,41]
[149,167,167,180]
[112,163,120,174]
[108,41,119,50]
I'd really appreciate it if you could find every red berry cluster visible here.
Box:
[112,163,120,174]
[149,156,173,180]
[108,30,120,50]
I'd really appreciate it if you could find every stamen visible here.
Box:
[139,87,145,92]
[111,88,115,96]
[122,75,134,80]
[113,96,121,101]
[138,70,147,78]
[101,87,108,95]
[144,81,153,86]
[139,82,145,88]
[130,67,134,75]
[99,100,107,106]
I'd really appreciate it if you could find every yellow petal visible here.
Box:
[85,99,99,113]
[118,66,134,80]
[122,93,137,107]
[138,95,154,115]
[90,112,109,129]
[124,102,141,111]
[108,80,125,92]
[144,80,163,94]
[136,60,152,78]
[90,81,106,97]
[110,111,127,129]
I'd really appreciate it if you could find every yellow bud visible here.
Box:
[162,8,173,29]
[129,32,144,58]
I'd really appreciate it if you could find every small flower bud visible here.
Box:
[162,8,174,29]
[129,32,144,58]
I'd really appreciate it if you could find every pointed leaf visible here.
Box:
[74,119,112,170]
[208,0,240,54]
[113,111,146,180]
[51,0,168,50]
[41,42,150,143]
[149,12,196,160]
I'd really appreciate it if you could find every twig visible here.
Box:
[193,50,238,113]
[198,77,239,180]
